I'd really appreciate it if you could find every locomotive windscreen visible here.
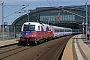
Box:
[23,25,35,31]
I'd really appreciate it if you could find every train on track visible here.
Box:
[18,22,80,45]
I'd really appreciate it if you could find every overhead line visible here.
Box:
[20,0,30,9]
[52,0,58,6]
[47,0,52,7]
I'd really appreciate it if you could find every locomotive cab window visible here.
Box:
[38,26,40,30]
[23,25,35,31]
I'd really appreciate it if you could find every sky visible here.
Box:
[0,0,90,25]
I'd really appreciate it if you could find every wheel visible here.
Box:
[35,41,37,45]
[18,41,26,46]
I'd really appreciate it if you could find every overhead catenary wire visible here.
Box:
[4,8,27,18]
[47,0,52,7]
[4,5,29,18]
[1,2,22,10]
[20,0,31,10]
[0,1,29,18]
[4,2,29,10]
[52,0,58,6]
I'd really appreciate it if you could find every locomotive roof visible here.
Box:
[23,22,50,26]
[23,22,42,26]
[64,27,72,30]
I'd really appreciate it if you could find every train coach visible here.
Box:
[52,26,65,38]
[18,22,72,45]
[52,26,72,38]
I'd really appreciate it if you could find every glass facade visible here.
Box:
[39,10,75,22]
[40,15,75,22]
[13,5,90,25]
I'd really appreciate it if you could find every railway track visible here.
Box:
[34,36,73,60]
[0,44,21,54]
[0,35,73,60]
[0,45,33,60]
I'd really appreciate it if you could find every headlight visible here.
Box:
[34,34,36,37]
[32,34,36,37]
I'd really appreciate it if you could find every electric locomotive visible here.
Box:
[18,22,53,45]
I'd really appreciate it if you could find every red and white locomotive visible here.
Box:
[18,22,72,45]
[18,22,53,45]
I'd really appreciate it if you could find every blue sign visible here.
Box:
[4,22,8,26]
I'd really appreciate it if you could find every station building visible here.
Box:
[7,5,90,38]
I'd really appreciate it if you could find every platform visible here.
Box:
[62,34,90,60]
[0,38,19,47]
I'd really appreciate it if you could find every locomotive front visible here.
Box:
[18,22,37,45]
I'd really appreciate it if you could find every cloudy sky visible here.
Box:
[0,0,89,25]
